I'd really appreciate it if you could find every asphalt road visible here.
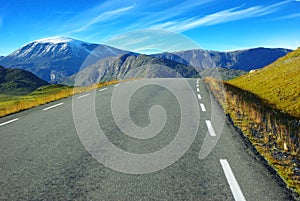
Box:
[0,78,292,200]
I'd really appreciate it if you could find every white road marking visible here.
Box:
[220,159,246,201]
[197,88,200,92]
[99,87,108,92]
[205,120,216,136]
[42,103,64,111]
[0,118,19,127]
[115,84,120,87]
[197,94,202,100]
[77,93,90,99]
[200,103,206,112]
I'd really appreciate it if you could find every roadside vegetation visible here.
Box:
[206,78,299,195]
[229,48,300,118]
[204,48,300,197]
[0,80,118,117]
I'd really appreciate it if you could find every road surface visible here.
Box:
[0,78,291,200]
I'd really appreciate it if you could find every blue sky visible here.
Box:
[0,0,300,55]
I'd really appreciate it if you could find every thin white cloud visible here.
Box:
[70,5,135,34]
[122,0,214,31]
[279,12,300,19]
[151,0,293,32]
[104,29,200,53]
[108,35,151,48]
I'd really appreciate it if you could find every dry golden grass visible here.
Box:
[0,80,119,117]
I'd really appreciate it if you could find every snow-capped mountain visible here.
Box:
[0,37,129,83]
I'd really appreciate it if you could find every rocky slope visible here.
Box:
[62,53,200,86]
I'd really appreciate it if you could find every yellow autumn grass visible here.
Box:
[0,80,119,117]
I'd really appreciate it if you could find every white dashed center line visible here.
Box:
[197,94,202,100]
[200,103,206,112]
[0,118,19,127]
[99,87,108,92]
[205,120,216,136]
[197,88,200,92]
[77,93,90,99]
[42,103,64,111]
[220,159,246,201]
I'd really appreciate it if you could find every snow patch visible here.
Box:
[35,36,75,44]
[33,36,93,49]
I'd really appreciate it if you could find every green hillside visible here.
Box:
[0,66,49,95]
[229,48,300,118]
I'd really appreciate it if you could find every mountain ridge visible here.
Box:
[62,53,200,86]
[153,47,291,71]
[0,65,48,95]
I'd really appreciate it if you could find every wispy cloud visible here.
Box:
[105,29,200,53]
[70,5,135,34]
[279,12,300,19]
[151,0,293,32]
[122,0,214,31]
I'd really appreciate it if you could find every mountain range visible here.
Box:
[153,48,291,71]
[0,37,292,85]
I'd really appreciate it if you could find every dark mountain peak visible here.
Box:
[0,65,48,95]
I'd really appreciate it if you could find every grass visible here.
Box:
[0,80,119,118]
[229,47,300,118]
